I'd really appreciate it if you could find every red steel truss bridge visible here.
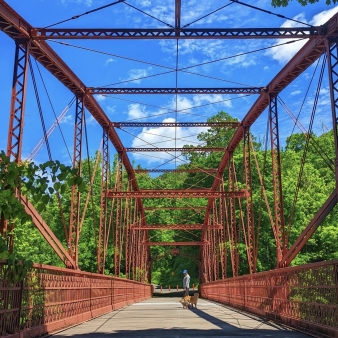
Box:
[1,1,338,337]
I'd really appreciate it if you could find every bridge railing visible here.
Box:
[0,262,152,338]
[201,259,338,338]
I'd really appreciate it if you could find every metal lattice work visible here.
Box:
[2,1,338,337]
[31,27,321,39]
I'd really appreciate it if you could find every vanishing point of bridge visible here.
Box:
[1,1,338,338]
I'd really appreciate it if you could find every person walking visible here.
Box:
[183,269,190,297]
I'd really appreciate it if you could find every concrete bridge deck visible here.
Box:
[52,297,309,338]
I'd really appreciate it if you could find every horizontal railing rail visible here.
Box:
[201,260,338,338]
[0,262,152,338]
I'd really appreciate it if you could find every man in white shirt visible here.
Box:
[183,269,190,296]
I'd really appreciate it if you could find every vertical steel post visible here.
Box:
[69,96,84,269]
[7,40,30,162]
[269,94,286,265]
[98,128,109,273]
[243,129,256,273]
[327,38,338,187]
[219,182,227,279]
[228,155,239,277]
[114,157,122,276]
[4,40,30,251]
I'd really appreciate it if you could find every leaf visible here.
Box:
[54,182,61,191]
[78,181,86,193]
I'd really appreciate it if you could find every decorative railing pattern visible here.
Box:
[0,263,152,338]
[201,260,338,338]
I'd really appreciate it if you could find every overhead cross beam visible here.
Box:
[113,122,240,128]
[30,27,322,40]
[144,242,207,246]
[134,169,218,173]
[89,87,264,95]
[125,147,225,152]
[105,190,249,198]
[132,224,222,230]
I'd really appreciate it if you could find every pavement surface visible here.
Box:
[53,297,310,338]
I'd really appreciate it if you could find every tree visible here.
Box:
[271,0,337,7]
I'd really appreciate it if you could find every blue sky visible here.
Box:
[1,0,337,170]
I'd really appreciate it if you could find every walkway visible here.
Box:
[52,298,309,338]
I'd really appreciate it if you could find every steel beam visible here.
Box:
[113,122,240,128]
[30,27,321,40]
[143,207,206,210]
[0,2,143,198]
[132,224,222,230]
[135,169,218,173]
[327,37,338,186]
[279,190,338,267]
[228,157,239,277]
[7,40,29,163]
[68,97,84,268]
[4,39,29,251]
[20,195,76,269]
[98,128,109,274]
[203,34,327,231]
[243,130,255,274]
[105,190,249,199]
[269,95,286,264]
[144,242,207,246]
[125,147,225,152]
[89,87,264,95]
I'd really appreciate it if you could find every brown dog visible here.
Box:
[189,293,199,309]
[179,295,191,309]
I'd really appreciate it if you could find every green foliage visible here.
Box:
[271,0,337,7]
[2,112,337,284]
[0,151,83,279]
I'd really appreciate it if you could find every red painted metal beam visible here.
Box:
[0,1,146,221]
[125,147,224,152]
[135,169,217,173]
[203,34,328,227]
[143,207,206,210]
[132,224,222,230]
[144,242,207,246]
[89,87,264,95]
[20,195,76,269]
[279,184,338,267]
[114,122,240,128]
[105,190,249,198]
[30,27,321,40]
[175,0,181,29]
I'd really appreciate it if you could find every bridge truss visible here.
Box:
[1,1,338,336]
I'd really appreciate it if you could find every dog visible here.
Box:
[179,295,191,309]
[189,293,199,309]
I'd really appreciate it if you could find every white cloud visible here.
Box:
[310,6,338,25]
[107,105,116,115]
[95,94,106,102]
[139,0,151,7]
[130,117,202,164]
[127,103,148,119]
[170,94,233,114]
[265,13,309,64]
[266,8,338,64]
[60,115,73,125]
[290,90,301,96]
[60,0,92,6]
[86,115,96,126]
[160,39,257,71]
[264,66,269,71]
[105,58,115,65]
[121,67,152,84]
